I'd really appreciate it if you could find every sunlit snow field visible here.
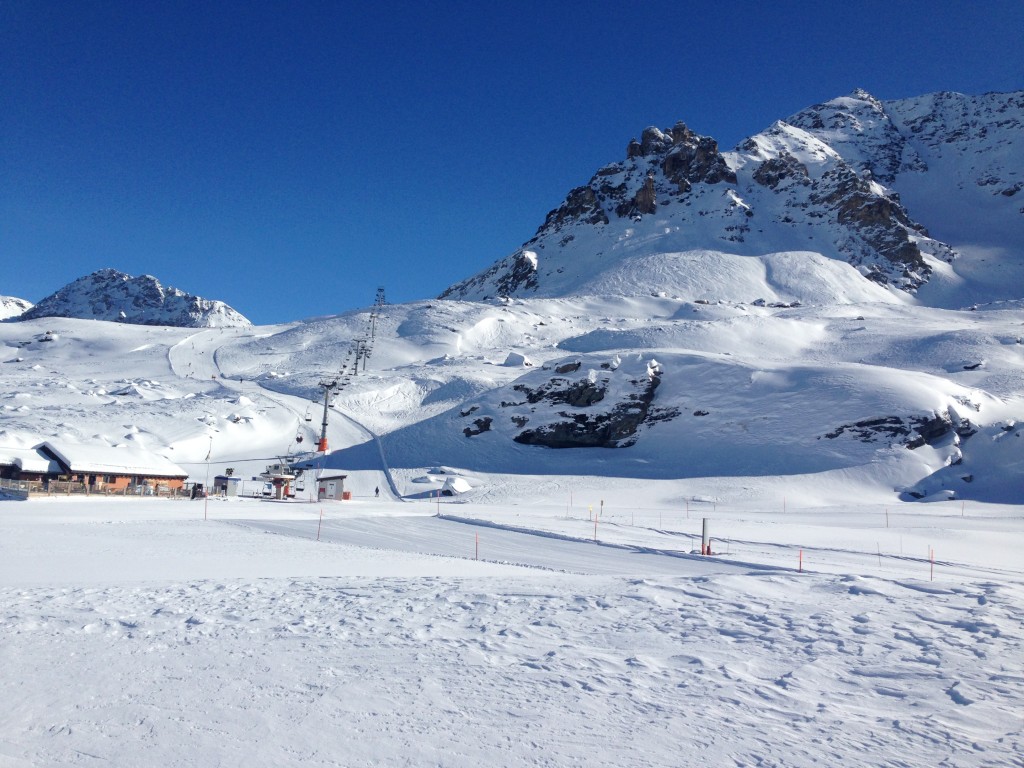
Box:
[1,494,1021,767]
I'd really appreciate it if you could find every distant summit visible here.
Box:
[442,89,1023,307]
[20,269,251,327]
[0,295,33,321]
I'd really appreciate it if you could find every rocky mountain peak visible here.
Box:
[20,269,251,327]
[441,89,1020,304]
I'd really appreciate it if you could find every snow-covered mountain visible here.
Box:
[442,89,1022,306]
[0,296,33,321]
[19,268,251,327]
[1,90,1021,506]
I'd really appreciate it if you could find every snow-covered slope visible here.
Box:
[3,293,1022,503]
[1,90,1021,505]
[441,89,1021,306]
[20,268,251,327]
[0,295,32,321]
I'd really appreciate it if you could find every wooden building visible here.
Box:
[0,441,188,495]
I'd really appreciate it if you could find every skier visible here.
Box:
[375,486,380,498]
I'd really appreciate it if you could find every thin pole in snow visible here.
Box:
[317,507,323,541]
[877,542,882,568]
[475,532,478,560]
[799,548,803,573]
[203,435,212,522]
[930,546,934,581]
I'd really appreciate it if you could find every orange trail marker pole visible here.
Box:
[799,549,803,572]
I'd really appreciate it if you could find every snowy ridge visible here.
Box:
[20,268,251,327]
[0,295,32,321]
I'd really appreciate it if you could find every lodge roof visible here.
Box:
[37,441,188,478]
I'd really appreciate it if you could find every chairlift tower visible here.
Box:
[316,378,337,452]
[370,287,385,339]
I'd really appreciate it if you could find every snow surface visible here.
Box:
[1,495,1021,766]
[1,286,1022,765]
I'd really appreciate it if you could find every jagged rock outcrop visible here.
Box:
[822,410,976,449]
[459,357,676,449]
[20,269,251,327]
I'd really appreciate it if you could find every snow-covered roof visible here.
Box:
[0,447,62,474]
[37,441,187,478]
[441,476,472,494]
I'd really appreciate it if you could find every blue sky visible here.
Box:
[3,1,1022,324]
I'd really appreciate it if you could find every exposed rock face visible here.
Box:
[510,371,660,448]
[20,269,250,327]
[822,410,975,448]
[810,163,930,284]
[455,357,677,449]
[752,152,810,190]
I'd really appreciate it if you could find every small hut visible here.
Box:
[317,474,348,500]
[213,475,241,497]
